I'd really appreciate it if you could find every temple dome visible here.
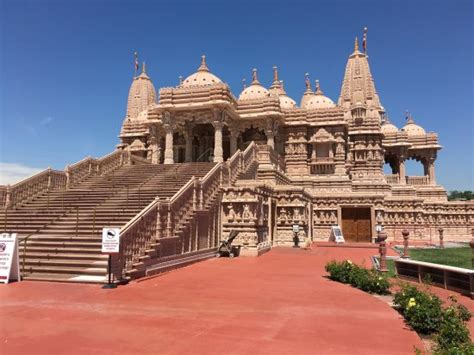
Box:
[126,62,157,120]
[304,80,335,109]
[182,55,222,87]
[381,119,398,134]
[401,115,426,136]
[268,67,297,109]
[238,69,270,101]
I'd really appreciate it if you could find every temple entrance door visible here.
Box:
[341,207,371,242]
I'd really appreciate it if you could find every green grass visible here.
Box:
[408,247,473,270]
[386,259,396,278]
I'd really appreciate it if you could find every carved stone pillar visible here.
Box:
[185,131,193,163]
[213,122,224,163]
[428,156,436,185]
[266,130,275,149]
[399,153,406,185]
[164,127,174,164]
[229,129,238,156]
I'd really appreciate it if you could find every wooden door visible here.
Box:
[341,208,372,242]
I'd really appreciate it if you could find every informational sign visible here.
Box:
[102,228,120,254]
[0,233,20,284]
[376,224,383,232]
[292,224,300,233]
[330,226,345,243]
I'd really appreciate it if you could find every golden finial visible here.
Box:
[273,66,279,82]
[354,37,359,51]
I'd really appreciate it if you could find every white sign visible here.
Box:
[330,226,345,243]
[292,224,300,233]
[376,224,383,232]
[0,233,20,284]
[102,228,120,254]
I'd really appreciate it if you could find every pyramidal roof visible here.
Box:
[126,62,157,120]
[338,37,382,110]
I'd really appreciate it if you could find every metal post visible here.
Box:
[102,254,117,289]
[126,186,129,209]
[93,208,96,236]
[47,188,50,213]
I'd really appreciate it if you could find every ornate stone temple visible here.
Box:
[118,38,472,249]
[1,35,472,282]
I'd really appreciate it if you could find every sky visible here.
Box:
[0,0,473,190]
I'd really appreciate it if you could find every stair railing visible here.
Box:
[112,145,260,281]
[2,168,67,209]
[196,148,213,162]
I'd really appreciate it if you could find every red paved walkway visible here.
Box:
[0,247,423,355]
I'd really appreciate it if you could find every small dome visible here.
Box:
[239,69,270,101]
[401,115,426,136]
[182,56,222,87]
[126,62,157,120]
[267,67,297,109]
[302,79,335,110]
[381,120,398,134]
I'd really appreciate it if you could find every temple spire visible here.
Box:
[304,73,312,92]
[273,66,279,83]
[354,37,360,52]
[242,78,247,89]
[142,62,147,74]
[179,75,183,86]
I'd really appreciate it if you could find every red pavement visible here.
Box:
[1,246,424,355]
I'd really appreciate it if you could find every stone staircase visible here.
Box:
[0,162,214,283]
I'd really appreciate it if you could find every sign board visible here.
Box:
[292,224,300,233]
[102,228,120,254]
[330,226,345,244]
[0,233,20,284]
[376,224,383,232]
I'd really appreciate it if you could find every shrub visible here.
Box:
[434,296,473,354]
[393,282,443,335]
[325,260,391,295]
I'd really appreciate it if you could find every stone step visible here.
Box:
[22,273,107,284]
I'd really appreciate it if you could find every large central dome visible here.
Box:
[182,55,222,87]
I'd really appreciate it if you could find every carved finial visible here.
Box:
[251,68,259,84]
[405,110,414,124]
[142,61,147,74]
[179,75,183,86]
[242,78,247,89]
[354,37,359,52]
[362,27,368,53]
[305,73,312,91]
[315,79,323,95]
[198,55,209,72]
[273,66,279,82]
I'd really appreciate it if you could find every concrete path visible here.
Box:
[0,247,423,355]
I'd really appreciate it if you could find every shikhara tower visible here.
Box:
[1,33,471,282]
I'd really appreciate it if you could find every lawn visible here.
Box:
[408,247,473,270]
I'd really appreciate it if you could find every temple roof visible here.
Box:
[238,69,270,101]
[125,62,157,121]
[182,55,223,87]
[338,37,382,111]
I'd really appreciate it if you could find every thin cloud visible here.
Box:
[0,162,43,185]
[40,116,54,125]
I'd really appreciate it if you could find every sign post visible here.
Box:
[292,224,300,248]
[101,228,120,289]
[0,233,20,284]
[330,225,345,244]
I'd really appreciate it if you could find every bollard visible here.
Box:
[438,227,444,249]
[292,231,300,248]
[470,228,474,269]
[378,230,388,273]
[402,229,410,258]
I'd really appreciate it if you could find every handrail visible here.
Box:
[196,148,213,162]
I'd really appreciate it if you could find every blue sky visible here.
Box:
[0,0,472,190]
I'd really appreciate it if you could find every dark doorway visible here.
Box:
[341,207,372,242]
